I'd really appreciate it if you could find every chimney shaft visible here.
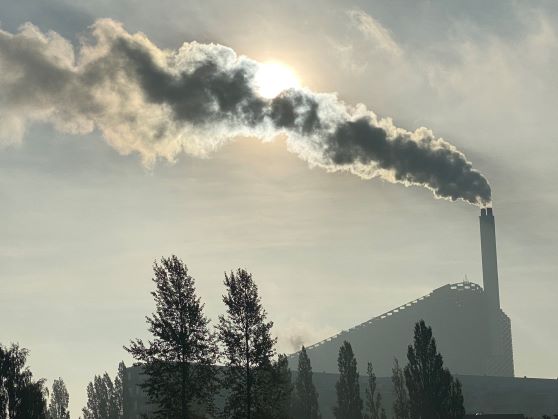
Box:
[479,207,500,309]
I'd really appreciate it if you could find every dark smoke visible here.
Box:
[0,19,491,206]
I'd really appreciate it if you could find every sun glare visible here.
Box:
[254,62,300,99]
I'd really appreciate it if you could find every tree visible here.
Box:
[81,365,130,419]
[403,320,465,419]
[391,358,409,419]
[292,346,321,419]
[0,343,48,419]
[364,362,383,419]
[256,354,293,419]
[81,373,120,419]
[16,379,48,419]
[115,362,131,419]
[125,256,218,418]
[445,379,465,419]
[333,341,362,419]
[48,378,70,419]
[217,269,277,419]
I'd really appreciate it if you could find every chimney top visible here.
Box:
[480,207,493,217]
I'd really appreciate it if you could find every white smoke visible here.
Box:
[0,19,491,205]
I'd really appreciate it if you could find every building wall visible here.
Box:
[298,373,558,419]
[124,366,558,419]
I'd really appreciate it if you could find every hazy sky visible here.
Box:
[1,0,558,416]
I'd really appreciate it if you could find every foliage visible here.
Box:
[116,362,132,419]
[333,341,362,419]
[391,358,409,419]
[125,255,218,419]
[364,362,384,419]
[48,378,70,419]
[0,343,48,419]
[217,269,277,419]
[445,378,465,419]
[81,373,121,419]
[256,354,293,419]
[292,346,321,419]
[403,320,465,419]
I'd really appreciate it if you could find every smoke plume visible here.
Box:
[0,19,491,205]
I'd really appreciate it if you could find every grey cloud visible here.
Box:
[0,19,491,205]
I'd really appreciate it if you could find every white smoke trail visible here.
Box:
[0,19,491,205]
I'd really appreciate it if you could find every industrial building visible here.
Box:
[125,208,558,417]
[287,208,515,377]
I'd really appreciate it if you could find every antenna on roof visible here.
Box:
[464,274,470,284]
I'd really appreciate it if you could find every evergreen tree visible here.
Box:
[217,269,277,419]
[292,346,321,419]
[0,343,48,419]
[403,320,465,419]
[125,256,218,418]
[48,378,70,419]
[391,358,409,419]
[364,362,383,419]
[333,341,362,419]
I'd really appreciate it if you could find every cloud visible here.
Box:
[0,19,491,205]
[346,9,402,57]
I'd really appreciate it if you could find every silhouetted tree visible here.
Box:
[217,269,277,419]
[0,343,48,419]
[115,362,131,419]
[364,362,384,419]
[125,256,218,419]
[391,358,409,419]
[333,341,362,419]
[446,378,465,419]
[48,378,70,419]
[81,373,120,419]
[292,346,321,419]
[257,354,292,419]
[404,320,465,419]
[17,379,48,419]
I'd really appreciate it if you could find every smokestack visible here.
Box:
[479,207,500,309]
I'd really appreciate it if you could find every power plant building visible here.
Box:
[288,208,515,377]
[125,208,558,418]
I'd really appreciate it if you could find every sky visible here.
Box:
[1,0,558,416]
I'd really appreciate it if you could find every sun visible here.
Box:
[254,62,300,99]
